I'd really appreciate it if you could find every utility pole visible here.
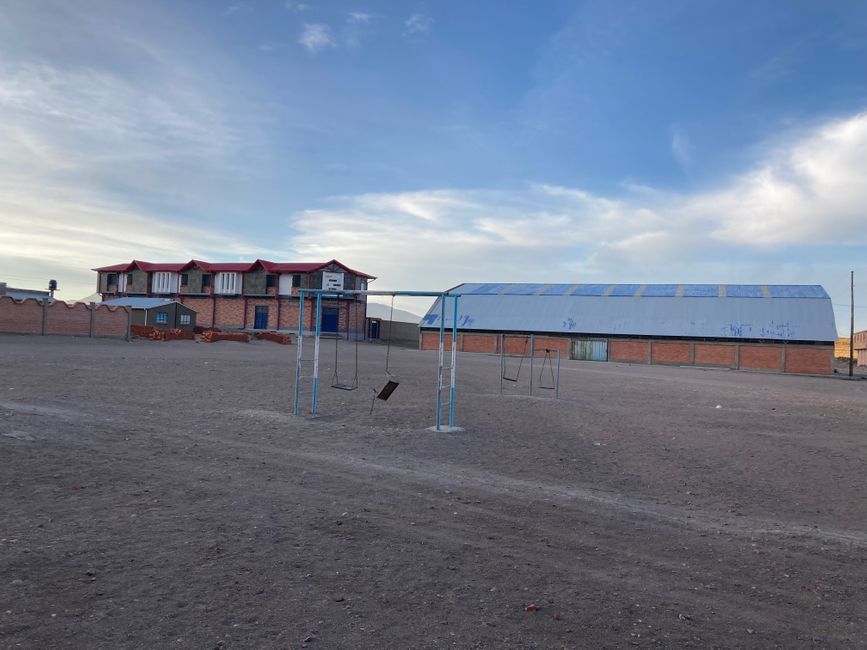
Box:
[849,270,855,378]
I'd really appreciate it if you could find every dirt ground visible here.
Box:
[1,334,866,649]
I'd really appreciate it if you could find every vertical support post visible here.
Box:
[499,334,504,395]
[41,299,48,336]
[449,295,458,429]
[850,270,855,378]
[436,295,445,431]
[294,289,305,416]
[312,292,322,415]
[529,334,535,396]
[556,350,561,399]
[126,307,131,342]
[89,304,95,338]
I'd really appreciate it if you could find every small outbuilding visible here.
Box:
[102,297,196,331]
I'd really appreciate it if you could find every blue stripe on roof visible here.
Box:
[725,284,764,298]
[768,285,828,299]
[466,283,511,295]
[608,284,642,296]
[682,284,719,297]
[571,284,610,296]
[641,284,679,297]
[506,283,549,295]
[541,284,578,296]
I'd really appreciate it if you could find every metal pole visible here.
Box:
[294,289,305,416]
[449,295,458,429]
[436,295,445,431]
[529,334,535,396]
[499,334,504,396]
[556,350,561,399]
[312,292,322,415]
[850,270,855,378]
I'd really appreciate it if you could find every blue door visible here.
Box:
[254,305,269,330]
[321,307,339,334]
[369,320,380,339]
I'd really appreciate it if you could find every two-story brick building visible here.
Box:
[93,259,374,335]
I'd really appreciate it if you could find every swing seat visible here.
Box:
[331,382,357,391]
[502,374,519,382]
[375,379,400,401]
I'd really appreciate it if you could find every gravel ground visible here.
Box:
[1,334,866,649]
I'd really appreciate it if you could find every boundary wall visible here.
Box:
[0,297,130,340]
[419,330,833,376]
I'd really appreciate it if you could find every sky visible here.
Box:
[0,0,865,331]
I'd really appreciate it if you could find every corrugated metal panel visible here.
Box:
[102,297,175,309]
[424,287,837,342]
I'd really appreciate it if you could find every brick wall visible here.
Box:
[739,345,783,371]
[46,302,91,336]
[419,329,832,376]
[0,296,43,334]
[651,341,691,364]
[93,306,130,337]
[461,333,498,353]
[694,343,737,367]
[609,339,650,363]
[784,347,833,375]
[0,297,129,339]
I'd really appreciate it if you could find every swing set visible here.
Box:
[293,288,461,432]
[499,333,561,397]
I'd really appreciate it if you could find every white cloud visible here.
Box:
[286,112,867,324]
[348,12,371,24]
[0,56,266,301]
[404,13,433,36]
[299,23,337,52]
[285,1,309,10]
[670,126,692,167]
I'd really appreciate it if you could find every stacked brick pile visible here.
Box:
[254,331,293,345]
[131,325,194,341]
[201,330,249,343]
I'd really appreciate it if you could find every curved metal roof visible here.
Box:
[422,283,837,342]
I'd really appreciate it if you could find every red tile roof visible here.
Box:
[93,259,376,279]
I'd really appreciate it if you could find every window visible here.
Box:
[155,311,168,324]
[215,272,240,294]
[126,273,134,286]
[179,314,191,326]
[202,274,211,289]
[266,274,276,289]
[292,274,301,288]
[107,273,118,286]
[152,272,178,294]
[360,279,367,291]
[180,273,189,287]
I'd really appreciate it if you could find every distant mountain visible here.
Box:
[366,301,423,324]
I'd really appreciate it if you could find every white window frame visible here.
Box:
[152,272,179,294]
[215,272,240,295]
[179,313,191,326]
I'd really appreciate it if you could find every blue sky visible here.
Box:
[0,0,865,331]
